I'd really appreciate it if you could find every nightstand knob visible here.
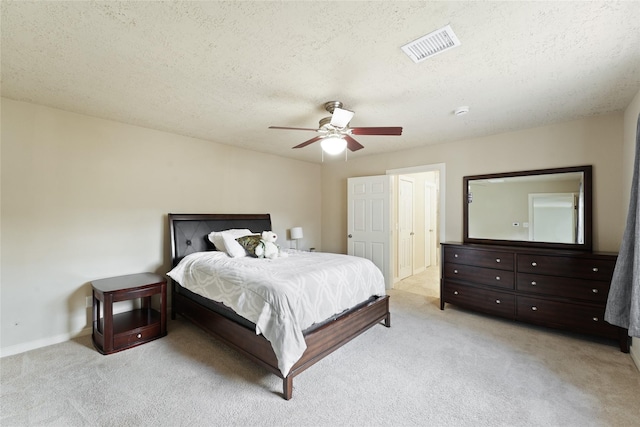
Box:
[495,258,501,263]
[495,299,501,304]
[592,267,599,272]
[531,262,537,267]
[531,306,538,311]
[592,288,598,293]
[593,317,599,322]
[454,269,458,274]
[495,276,501,281]
[531,281,537,286]
[454,291,459,295]
[454,254,459,258]
[137,333,142,339]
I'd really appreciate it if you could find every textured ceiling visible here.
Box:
[2,1,639,163]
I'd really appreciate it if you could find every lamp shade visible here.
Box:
[290,227,303,240]
[320,136,347,155]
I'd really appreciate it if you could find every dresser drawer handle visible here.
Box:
[454,291,459,295]
[495,299,501,304]
[495,276,501,281]
[137,333,142,339]
[531,306,538,311]
[531,262,537,267]
[592,288,599,293]
[531,281,537,286]
[593,317,599,322]
[495,258,501,263]
[592,267,599,272]
[454,269,458,274]
[454,254,459,258]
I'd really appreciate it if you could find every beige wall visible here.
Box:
[1,97,634,361]
[321,113,625,255]
[622,89,640,369]
[0,98,322,355]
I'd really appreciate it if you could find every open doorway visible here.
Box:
[388,164,444,299]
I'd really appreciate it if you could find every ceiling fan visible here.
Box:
[269,101,403,154]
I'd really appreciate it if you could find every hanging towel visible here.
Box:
[605,114,640,337]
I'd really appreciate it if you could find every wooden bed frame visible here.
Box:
[168,213,391,400]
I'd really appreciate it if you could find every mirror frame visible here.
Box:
[463,165,592,251]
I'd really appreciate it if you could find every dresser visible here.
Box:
[440,243,630,352]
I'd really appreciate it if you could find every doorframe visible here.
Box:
[386,163,446,282]
[425,180,438,268]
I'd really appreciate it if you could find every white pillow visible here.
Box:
[208,229,253,257]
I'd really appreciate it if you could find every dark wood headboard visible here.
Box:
[168,213,272,266]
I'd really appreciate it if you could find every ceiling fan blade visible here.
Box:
[350,127,403,136]
[269,126,318,132]
[330,107,355,128]
[292,136,323,149]
[345,135,365,152]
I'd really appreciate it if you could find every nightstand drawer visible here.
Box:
[444,282,515,318]
[444,263,514,289]
[114,323,161,350]
[516,273,609,303]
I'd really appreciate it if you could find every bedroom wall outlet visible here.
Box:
[85,296,92,308]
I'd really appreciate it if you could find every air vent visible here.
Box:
[401,24,461,63]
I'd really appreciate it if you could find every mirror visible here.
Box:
[464,166,592,250]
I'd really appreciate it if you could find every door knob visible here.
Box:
[348,234,352,238]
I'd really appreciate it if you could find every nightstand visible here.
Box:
[91,272,167,355]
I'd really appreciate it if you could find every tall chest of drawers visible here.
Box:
[440,243,630,352]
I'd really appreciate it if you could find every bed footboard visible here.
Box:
[283,294,390,399]
[173,280,390,400]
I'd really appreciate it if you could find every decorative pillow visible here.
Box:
[208,229,253,257]
[236,234,263,257]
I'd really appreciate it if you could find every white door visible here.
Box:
[397,176,414,280]
[347,175,392,289]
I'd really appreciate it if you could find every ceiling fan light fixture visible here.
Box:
[321,136,347,155]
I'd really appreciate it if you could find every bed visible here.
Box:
[167,213,391,400]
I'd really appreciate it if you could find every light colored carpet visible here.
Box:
[395,266,440,298]
[2,290,639,426]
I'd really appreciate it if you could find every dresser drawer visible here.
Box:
[444,246,514,271]
[516,296,617,338]
[517,254,615,280]
[444,263,514,289]
[443,282,515,318]
[113,323,161,350]
[516,273,609,303]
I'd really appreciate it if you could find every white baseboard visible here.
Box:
[0,326,92,358]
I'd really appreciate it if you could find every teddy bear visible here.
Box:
[254,231,287,259]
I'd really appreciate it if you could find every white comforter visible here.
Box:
[167,250,386,377]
